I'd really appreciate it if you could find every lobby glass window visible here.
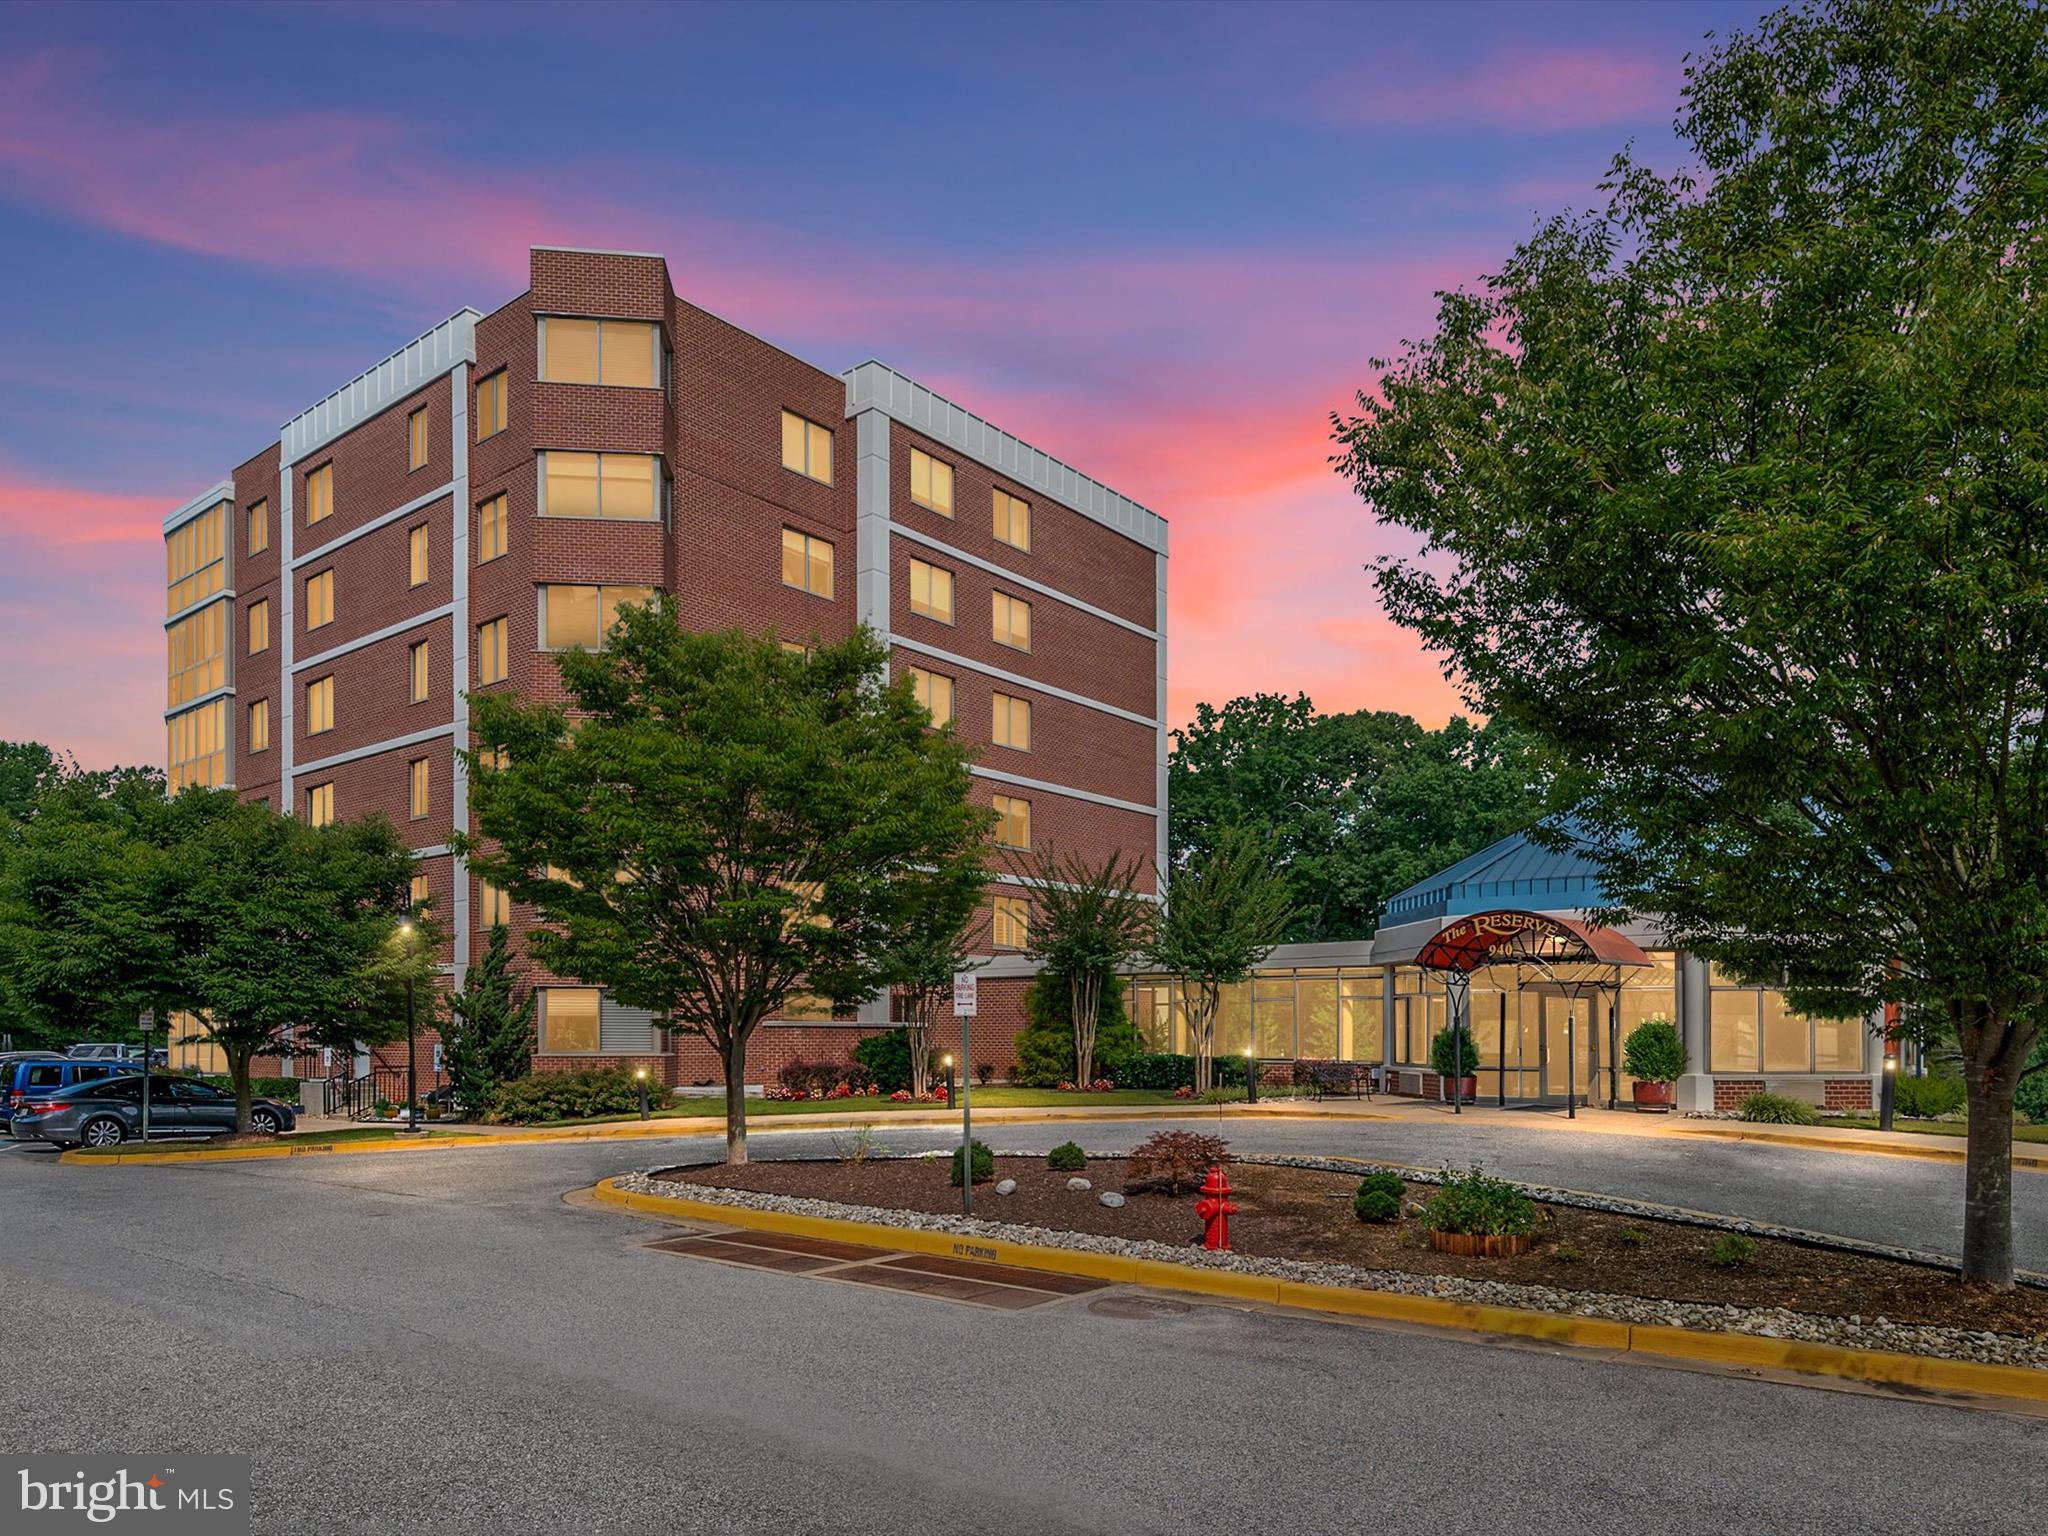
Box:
[991,692,1031,750]
[306,675,334,735]
[1132,981,1179,1053]
[166,601,227,708]
[166,699,228,791]
[479,879,511,928]
[476,618,507,685]
[408,406,430,471]
[247,698,269,754]
[1339,974,1383,1062]
[538,318,661,388]
[992,591,1032,652]
[1707,964,1862,1073]
[477,369,508,439]
[1296,971,1339,1059]
[248,598,269,655]
[539,987,602,1053]
[1213,982,1253,1057]
[305,463,333,525]
[909,558,954,623]
[542,584,655,651]
[409,524,430,587]
[992,794,1030,850]
[992,894,1030,950]
[166,500,227,615]
[306,782,334,827]
[780,528,835,599]
[246,499,269,556]
[1254,975,1297,1057]
[409,757,430,819]
[409,639,431,703]
[539,451,660,521]
[910,448,954,516]
[993,488,1031,552]
[908,666,953,727]
[780,410,834,485]
[477,493,507,563]
[305,570,334,631]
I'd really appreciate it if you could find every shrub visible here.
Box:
[1120,1052,1195,1091]
[950,1139,995,1187]
[1429,1023,1481,1082]
[1124,1130,1229,1195]
[1621,1018,1686,1083]
[248,1077,306,1101]
[1418,1167,1537,1238]
[975,1062,996,1086]
[1047,1141,1088,1171]
[1554,1243,1583,1263]
[1892,1072,1966,1120]
[1614,1227,1646,1247]
[1013,974,1140,1087]
[852,1031,913,1094]
[483,1067,652,1124]
[1708,1233,1760,1267]
[1736,1091,1818,1125]
[1353,1171,1405,1224]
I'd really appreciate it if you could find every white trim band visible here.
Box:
[295,724,456,778]
[890,636,1159,729]
[889,523,1156,639]
[290,482,455,569]
[293,603,455,673]
[970,765,1157,818]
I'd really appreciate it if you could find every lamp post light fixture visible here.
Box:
[1880,1051,1899,1134]
[1243,1045,1258,1105]
[943,1052,968,1216]
[635,1066,650,1121]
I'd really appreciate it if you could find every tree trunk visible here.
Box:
[1959,1002,2026,1288]
[719,1030,749,1165]
[1072,970,1101,1086]
[229,1047,255,1135]
[908,1015,931,1099]
[1191,984,1219,1095]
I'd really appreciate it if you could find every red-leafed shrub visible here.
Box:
[1125,1130,1231,1196]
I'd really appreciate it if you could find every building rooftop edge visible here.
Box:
[163,479,236,535]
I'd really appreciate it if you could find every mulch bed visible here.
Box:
[661,1156,2048,1339]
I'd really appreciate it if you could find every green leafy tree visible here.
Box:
[457,608,991,1163]
[1169,696,1544,941]
[1022,848,1155,1087]
[884,904,986,1099]
[1336,0,2048,1285]
[440,923,537,1116]
[1013,973,1140,1087]
[1150,826,1296,1092]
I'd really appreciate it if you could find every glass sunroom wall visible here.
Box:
[1614,952,1678,1094]
[1253,975,1297,1056]
[1297,971,1339,1059]
[1338,974,1382,1061]
[1213,982,1253,1056]
[1131,981,1176,1053]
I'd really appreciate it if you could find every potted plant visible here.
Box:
[1418,1167,1537,1257]
[1429,1023,1480,1105]
[1622,1017,1686,1111]
[373,1098,396,1121]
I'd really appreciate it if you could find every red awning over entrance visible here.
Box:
[1413,909,1651,974]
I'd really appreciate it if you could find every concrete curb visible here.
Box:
[1668,1122,2048,1171]
[591,1178,2048,1406]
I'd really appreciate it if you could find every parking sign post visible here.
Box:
[137,1008,155,1143]
[953,972,977,1217]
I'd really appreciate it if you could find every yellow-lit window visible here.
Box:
[477,493,507,562]
[993,488,1031,552]
[408,406,430,471]
[409,524,429,587]
[248,698,269,754]
[992,794,1031,850]
[166,501,227,615]
[909,558,954,623]
[306,782,335,827]
[306,675,335,735]
[540,987,600,1051]
[409,757,430,819]
[540,451,659,520]
[992,591,1032,651]
[542,584,654,651]
[409,639,431,703]
[409,872,430,910]
[538,318,660,387]
[780,640,811,657]
[780,409,834,484]
[166,699,227,790]
[305,570,334,630]
[908,666,953,727]
[247,598,269,656]
[166,601,228,707]
[780,528,834,598]
[479,879,512,928]
[246,500,268,556]
[910,448,954,516]
[305,463,333,525]
[477,369,508,439]
[477,618,508,685]
[993,894,1030,950]
[992,692,1032,750]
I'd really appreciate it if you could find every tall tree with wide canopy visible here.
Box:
[1336,0,2048,1285]
[458,608,991,1163]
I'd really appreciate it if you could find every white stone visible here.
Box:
[1066,1177,1092,1192]
[1100,1191,1126,1209]
[994,1178,1018,1196]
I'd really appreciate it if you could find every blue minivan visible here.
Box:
[2,1057,140,1127]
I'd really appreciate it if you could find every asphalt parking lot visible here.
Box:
[4,1119,2045,1534]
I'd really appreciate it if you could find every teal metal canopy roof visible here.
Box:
[1378,819,1610,928]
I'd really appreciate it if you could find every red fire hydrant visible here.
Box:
[1195,1164,1237,1251]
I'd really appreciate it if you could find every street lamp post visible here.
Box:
[398,907,421,1135]
[1244,1046,1258,1105]
[1879,1051,1899,1134]
[944,1052,966,1216]
[636,1066,650,1121]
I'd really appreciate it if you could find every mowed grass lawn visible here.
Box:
[1827,1115,2048,1145]
[528,1086,1184,1128]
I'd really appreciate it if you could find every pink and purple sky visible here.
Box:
[0,0,1762,771]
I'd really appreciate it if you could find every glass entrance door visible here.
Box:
[1538,994,1595,1104]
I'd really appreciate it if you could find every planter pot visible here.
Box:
[1428,1229,1532,1258]
[1631,1080,1676,1112]
[1438,1076,1479,1104]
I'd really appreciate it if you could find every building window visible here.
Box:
[541,584,655,651]
[780,528,835,599]
[780,409,834,485]
[992,591,1032,652]
[166,699,228,791]
[539,987,601,1053]
[477,369,508,440]
[909,558,954,624]
[306,675,335,736]
[409,872,430,910]
[910,448,954,516]
[409,639,431,704]
[305,569,334,631]
[477,493,507,563]
[538,451,660,520]
[408,406,430,471]
[992,692,1032,750]
[306,782,335,827]
[479,879,511,928]
[409,524,430,587]
[246,499,269,557]
[247,598,270,656]
[992,793,1031,850]
[305,463,333,526]
[993,488,1031,552]
[537,317,661,388]
[477,618,508,685]
[166,500,227,616]
[165,601,227,708]
[993,894,1030,950]
[1707,965,1864,1074]
[908,666,953,727]
[247,698,269,754]
[409,757,430,819]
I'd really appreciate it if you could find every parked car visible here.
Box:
[67,1043,150,1062]
[2,1057,139,1127]
[9,1074,297,1148]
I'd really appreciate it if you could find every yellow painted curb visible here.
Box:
[593,1179,2048,1406]
[1669,1123,2048,1172]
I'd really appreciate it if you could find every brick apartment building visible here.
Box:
[160,246,1167,1090]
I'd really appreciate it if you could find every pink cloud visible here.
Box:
[0,466,167,549]
[1326,46,1672,132]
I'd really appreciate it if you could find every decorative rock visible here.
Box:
[994,1178,1018,1196]
[1099,1191,1126,1209]
[1066,1177,1092,1192]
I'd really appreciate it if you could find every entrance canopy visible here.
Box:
[1414,909,1649,983]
